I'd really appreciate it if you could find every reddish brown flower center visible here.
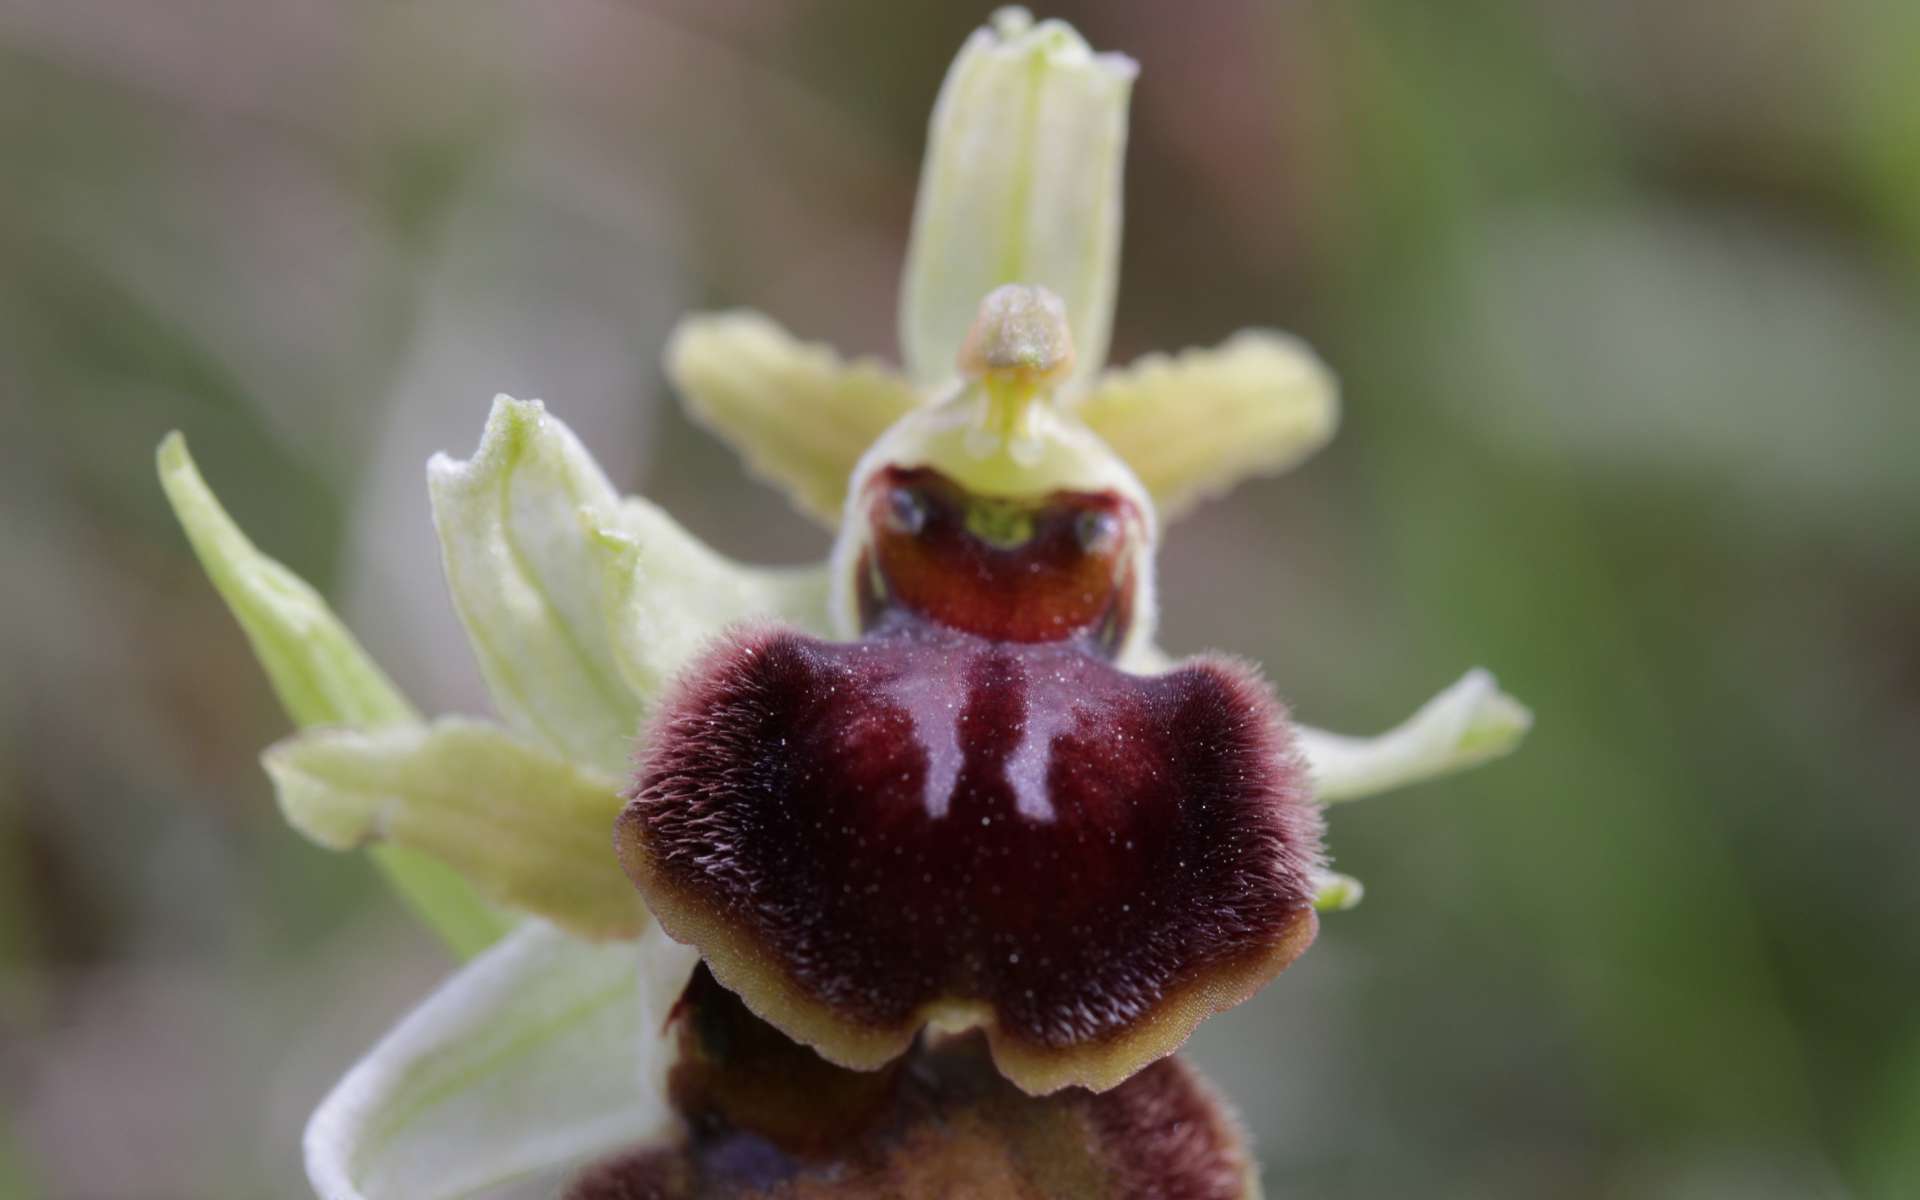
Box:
[856,466,1140,653]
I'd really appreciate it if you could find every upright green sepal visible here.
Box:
[156,434,511,957]
[898,7,1136,389]
[427,397,644,778]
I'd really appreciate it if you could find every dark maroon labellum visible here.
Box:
[618,612,1321,1093]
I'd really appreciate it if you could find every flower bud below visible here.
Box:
[565,963,1261,1198]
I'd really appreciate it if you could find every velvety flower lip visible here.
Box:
[620,620,1322,1094]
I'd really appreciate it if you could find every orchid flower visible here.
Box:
[159,9,1529,1197]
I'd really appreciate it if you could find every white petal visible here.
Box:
[305,921,697,1200]
[428,397,644,777]
[265,719,645,940]
[898,8,1137,387]
[1299,669,1532,804]
[665,310,920,525]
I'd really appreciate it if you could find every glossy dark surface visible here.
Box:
[620,617,1320,1063]
[857,466,1140,651]
[565,966,1255,1199]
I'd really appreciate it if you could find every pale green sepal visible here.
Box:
[157,433,510,958]
[587,500,832,708]
[428,397,644,778]
[1299,669,1532,804]
[264,719,646,940]
[158,432,417,730]
[1076,329,1339,521]
[899,7,1137,389]
[1312,870,1366,912]
[666,311,920,525]
[305,920,698,1200]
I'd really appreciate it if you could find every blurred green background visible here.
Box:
[3,1,1917,1196]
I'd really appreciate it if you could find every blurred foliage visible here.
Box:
[2,1,1916,1197]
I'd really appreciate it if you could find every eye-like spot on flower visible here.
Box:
[882,484,928,538]
[1075,507,1122,556]
[854,466,1144,653]
[617,623,1321,1095]
[565,962,1260,1199]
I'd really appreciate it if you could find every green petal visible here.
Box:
[666,310,921,525]
[1299,669,1532,804]
[1076,330,1340,521]
[305,920,697,1200]
[428,397,645,778]
[587,497,833,706]
[157,434,509,957]
[265,719,645,940]
[898,7,1137,388]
